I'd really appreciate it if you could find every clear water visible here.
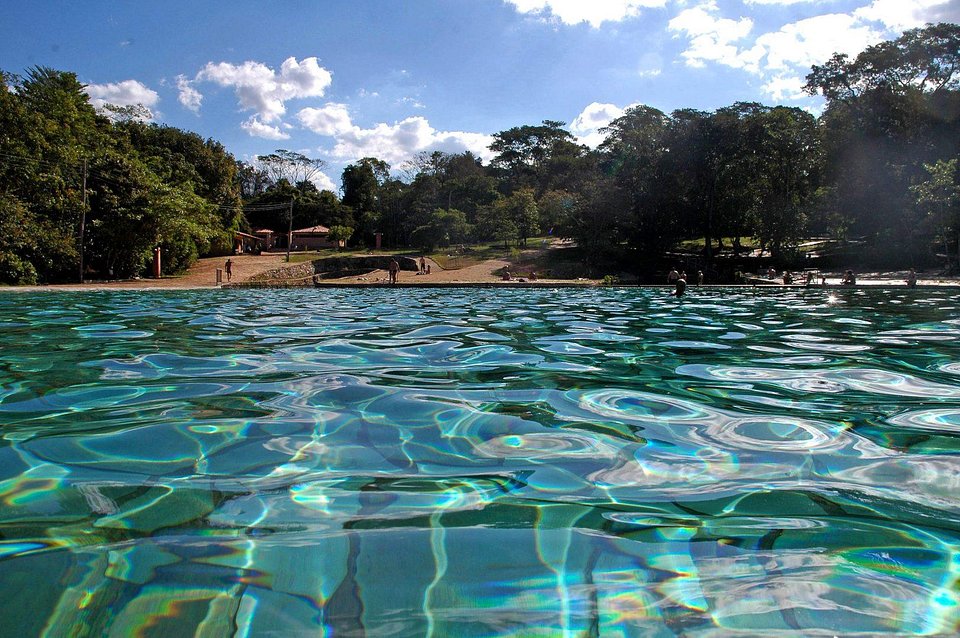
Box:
[1,287,959,636]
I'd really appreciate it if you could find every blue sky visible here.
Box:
[3,0,958,190]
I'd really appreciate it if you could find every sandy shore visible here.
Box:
[5,252,959,290]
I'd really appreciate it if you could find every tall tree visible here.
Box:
[341,157,390,246]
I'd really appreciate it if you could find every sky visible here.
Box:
[3,0,958,191]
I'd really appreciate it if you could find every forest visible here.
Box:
[1,23,958,285]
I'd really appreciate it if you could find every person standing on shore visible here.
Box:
[907,268,917,287]
[225,258,232,282]
[388,258,399,284]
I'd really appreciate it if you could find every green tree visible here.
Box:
[327,225,354,250]
[489,120,579,193]
[410,208,472,251]
[341,157,390,245]
[805,23,960,264]
[913,158,960,267]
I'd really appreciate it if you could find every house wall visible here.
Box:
[293,235,337,250]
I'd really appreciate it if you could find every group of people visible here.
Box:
[501,270,537,282]
[667,267,705,297]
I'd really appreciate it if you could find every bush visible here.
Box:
[0,252,38,285]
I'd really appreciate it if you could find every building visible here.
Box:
[292,225,338,250]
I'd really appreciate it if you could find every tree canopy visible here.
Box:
[2,24,959,284]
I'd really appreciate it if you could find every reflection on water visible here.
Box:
[1,287,959,636]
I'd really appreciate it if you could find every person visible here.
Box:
[667,268,679,284]
[841,269,856,286]
[419,256,426,274]
[502,270,512,281]
[697,270,704,285]
[767,266,777,279]
[906,268,917,288]
[388,258,399,284]
[224,258,233,282]
[679,270,688,282]
[529,271,538,281]
[783,271,793,285]
[671,277,686,297]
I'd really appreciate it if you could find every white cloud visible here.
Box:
[329,116,494,165]
[85,79,159,118]
[854,0,956,31]
[297,103,353,136]
[197,56,332,122]
[743,0,821,4]
[505,0,667,27]
[241,117,290,140]
[762,74,809,101]
[668,2,892,102]
[176,75,202,113]
[668,2,754,69]
[751,13,882,72]
[311,171,338,192]
[570,101,644,147]
[398,96,426,109]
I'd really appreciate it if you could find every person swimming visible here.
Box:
[671,278,686,297]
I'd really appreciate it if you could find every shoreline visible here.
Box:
[6,280,960,292]
[4,253,959,291]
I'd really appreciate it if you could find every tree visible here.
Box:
[489,120,580,193]
[598,105,679,257]
[327,225,354,250]
[805,23,960,264]
[410,208,472,251]
[257,149,326,187]
[341,157,391,246]
[913,158,960,267]
[749,107,820,258]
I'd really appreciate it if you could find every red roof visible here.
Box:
[292,225,330,235]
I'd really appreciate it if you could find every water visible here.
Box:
[1,287,959,636]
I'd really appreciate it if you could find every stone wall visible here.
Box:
[247,255,420,283]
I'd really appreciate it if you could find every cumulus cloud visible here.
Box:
[176,75,202,113]
[196,56,332,122]
[297,103,353,136]
[668,1,903,102]
[668,2,754,69]
[854,0,958,31]
[504,0,667,27]
[752,13,882,72]
[329,116,494,165]
[241,116,290,140]
[569,102,632,147]
[85,79,159,118]
[311,171,338,192]
[762,74,809,101]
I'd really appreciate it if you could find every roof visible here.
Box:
[292,225,331,235]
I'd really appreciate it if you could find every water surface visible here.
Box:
[1,287,959,636]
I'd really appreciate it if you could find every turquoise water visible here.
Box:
[1,287,959,636]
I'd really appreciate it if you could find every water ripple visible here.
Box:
[2,287,960,635]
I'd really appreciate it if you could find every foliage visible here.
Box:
[410,208,472,251]
[0,67,243,282]
[3,25,960,286]
[327,225,354,250]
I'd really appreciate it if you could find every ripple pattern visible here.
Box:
[1,286,960,636]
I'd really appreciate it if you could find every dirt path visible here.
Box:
[19,252,527,290]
